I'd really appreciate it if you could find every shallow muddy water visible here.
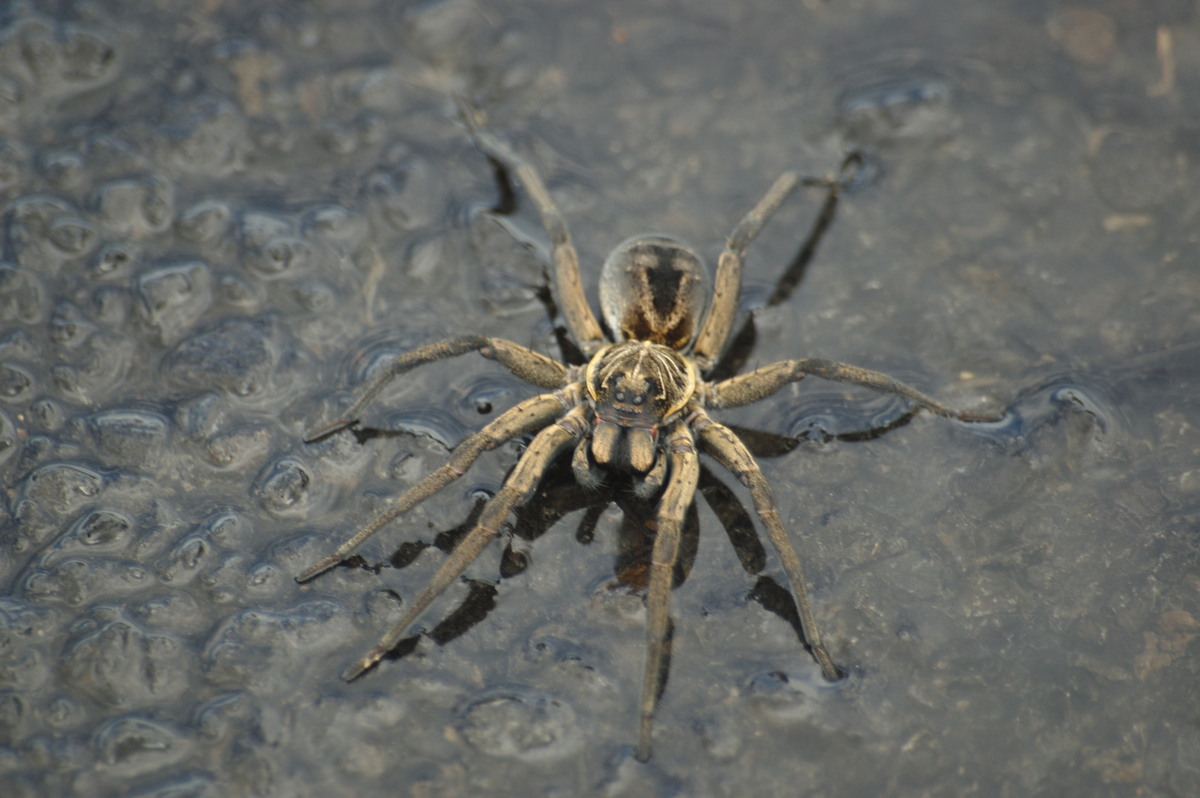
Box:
[2,1,1198,796]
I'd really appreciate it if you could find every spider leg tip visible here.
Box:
[811,645,845,682]
[957,409,1007,424]
[823,663,847,682]
[304,418,352,443]
[296,556,340,584]
[344,649,385,681]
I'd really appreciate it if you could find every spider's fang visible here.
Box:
[590,418,659,474]
[591,419,621,467]
[625,426,657,473]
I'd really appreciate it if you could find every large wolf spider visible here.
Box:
[299,99,999,760]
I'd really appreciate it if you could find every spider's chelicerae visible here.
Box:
[300,99,1000,760]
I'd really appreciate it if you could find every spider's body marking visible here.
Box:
[600,235,710,350]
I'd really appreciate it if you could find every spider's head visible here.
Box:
[598,235,710,352]
[584,341,697,474]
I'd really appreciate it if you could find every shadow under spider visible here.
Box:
[298,98,1008,761]
[354,143,909,662]
[357,405,916,670]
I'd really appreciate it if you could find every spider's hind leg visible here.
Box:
[455,97,607,356]
[693,153,864,373]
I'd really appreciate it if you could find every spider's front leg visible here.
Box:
[343,404,589,680]
[637,420,701,762]
[298,335,574,583]
[296,385,581,583]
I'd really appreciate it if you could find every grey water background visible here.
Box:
[2,1,1198,796]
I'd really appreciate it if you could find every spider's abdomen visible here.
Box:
[599,235,710,350]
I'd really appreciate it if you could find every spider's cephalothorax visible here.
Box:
[298,98,1001,761]
[584,340,696,475]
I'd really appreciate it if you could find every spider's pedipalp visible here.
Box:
[633,447,668,499]
[570,432,604,489]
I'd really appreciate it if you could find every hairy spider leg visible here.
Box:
[297,333,575,583]
[692,155,863,371]
[297,387,580,583]
[456,97,608,356]
[637,421,701,761]
[305,335,569,443]
[692,410,840,680]
[765,153,864,309]
[711,357,1003,423]
[344,404,589,680]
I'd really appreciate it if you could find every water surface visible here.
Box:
[1,1,1197,796]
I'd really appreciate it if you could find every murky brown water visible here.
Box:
[2,1,1198,796]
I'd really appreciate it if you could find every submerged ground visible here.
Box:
[2,1,1198,796]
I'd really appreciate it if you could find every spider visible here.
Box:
[298,98,1000,760]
